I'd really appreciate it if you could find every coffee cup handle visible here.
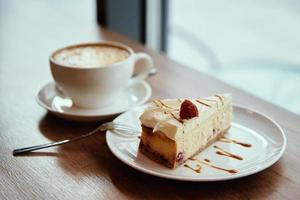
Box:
[128,52,154,87]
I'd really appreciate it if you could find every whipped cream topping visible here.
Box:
[139,94,232,141]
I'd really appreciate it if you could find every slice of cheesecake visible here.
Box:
[139,94,232,168]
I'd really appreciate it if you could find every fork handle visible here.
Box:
[13,139,71,155]
[13,128,100,156]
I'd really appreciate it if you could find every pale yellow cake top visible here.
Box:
[139,94,232,140]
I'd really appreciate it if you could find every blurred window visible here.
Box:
[98,0,300,115]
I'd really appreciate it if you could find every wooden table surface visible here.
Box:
[1,1,300,199]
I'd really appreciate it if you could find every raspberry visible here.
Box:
[180,100,199,120]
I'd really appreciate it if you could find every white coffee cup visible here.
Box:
[49,41,154,108]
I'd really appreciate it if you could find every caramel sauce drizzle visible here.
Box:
[219,136,252,148]
[201,98,218,102]
[218,139,231,144]
[195,164,202,173]
[201,98,219,109]
[200,160,238,174]
[170,112,183,124]
[184,164,202,173]
[195,99,211,107]
[188,158,238,174]
[157,100,179,110]
[213,146,243,160]
[152,100,183,123]
[215,95,224,105]
[153,100,161,107]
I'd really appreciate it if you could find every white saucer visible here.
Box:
[36,81,152,122]
[106,104,286,181]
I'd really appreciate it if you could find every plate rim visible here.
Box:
[36,81,152,118]
[106,104,287,182]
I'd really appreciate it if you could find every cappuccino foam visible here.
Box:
[53,45,130,67]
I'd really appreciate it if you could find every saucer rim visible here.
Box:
[36,81,152,117]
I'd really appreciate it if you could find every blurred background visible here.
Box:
[98,0,300,115]
[1,0,299,115]
[167,0,300,114]
[167,0,300,116]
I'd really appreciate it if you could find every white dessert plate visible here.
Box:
[36,81,152,122]
[106,104,286,181]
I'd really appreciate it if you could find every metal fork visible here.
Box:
[13,122,140,156]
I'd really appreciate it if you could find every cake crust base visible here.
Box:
[139,126,230,169]
[139,142,176,168]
